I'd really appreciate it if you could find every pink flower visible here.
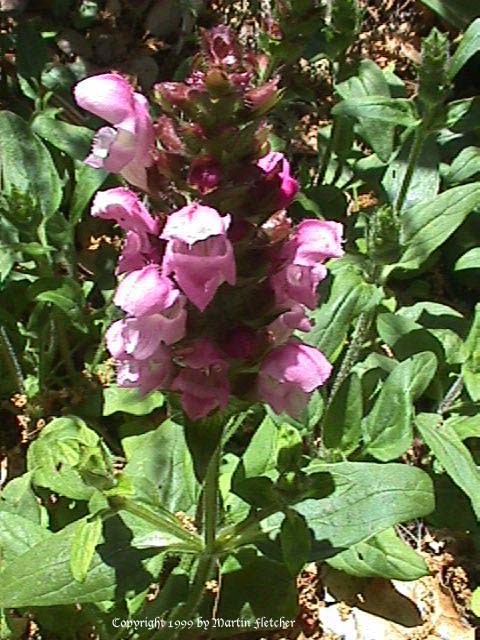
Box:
[114,265,179,317]
[91,188,159,236]
[258,342,332,418]
[270,219,344,309]
[116,345,175,395]
[171,339,230,420]
[116,230,161,275]
[270,263,327,310]
[282,220,344,265]
[106,300,187,359]
[267,305,312,344]
[257,152,299,211]
[74,73,154,189]
[161,204,236,312]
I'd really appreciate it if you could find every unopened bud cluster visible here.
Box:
[75,26,344,421]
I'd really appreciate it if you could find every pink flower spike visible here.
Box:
[171,339,230,421]
[92,187,159,236]
[114,265,180,317]
[161,204,236,311]
[258,342,332,419]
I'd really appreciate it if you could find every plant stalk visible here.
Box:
[0,324,26,396]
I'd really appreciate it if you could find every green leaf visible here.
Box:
[71,161,108,224]
[471,587,480,616]
[238,416,278,479]
[448,18,480,79]
[444,146,480,185]
[333,96,419,128]
[323,373,362,454]
[462,304,480,402]
[27,416,109,501]
[363,352,437,461]
[446,97,480,132]
[123,419,198,513]
[32,114,93,160]
[326,527,428,580]
[16,23,49,99]
[103,386,165,416]
[29,277,88,332]
[0,512,52,564]
[419,0,480,29]
[218,550,298,623]
[70,517,103,582]
[416,412,480,519]
[0,516,159,608]
[447,414,480,440]
[382,134,440,211]
[280,510,311,575]
[295,461,434,552]
[455,247,480,271]
[0,472,47,525]
[0,112,62,219]
[398,183,480,269]
[306,263,383,360]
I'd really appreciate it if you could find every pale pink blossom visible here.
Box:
[74,73,154,189]
[116,345,175,394]
[270,219,344,309]
[116,230,161,275]
[91,188,159,235]
[267,305,312,344]
[106,299,187,359]
[258,342,332,418]
[114,265,179,317]
[171,339,230,420]
[161,204,236,311]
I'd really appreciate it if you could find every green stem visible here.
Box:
[437,375,464,415]
[318,310,373,437]
[160,447,222,639]
[394,109,436,214]
[0,324,26,396]
[316,118,339,186]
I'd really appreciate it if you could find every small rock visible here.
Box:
[56,28,93,59]
[0,0,28,12]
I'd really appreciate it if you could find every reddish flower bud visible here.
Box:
[188,156,222,194]
[155,115,184,153]
[201,26,242,67]
[245,78,280,113]
[155,82,191,107]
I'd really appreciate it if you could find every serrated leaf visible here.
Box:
[123,419,198,513]
[0,112,62,219]
[333,96,419,127]
[326,527,428,580]
[398,183,480,269]
[70,517,103,582]
[103,386,165,416]
[295,461,435,552]
[362,352,437,461]
[0,516,160,608]
[416,412,480,519]
[0,512,52,564]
